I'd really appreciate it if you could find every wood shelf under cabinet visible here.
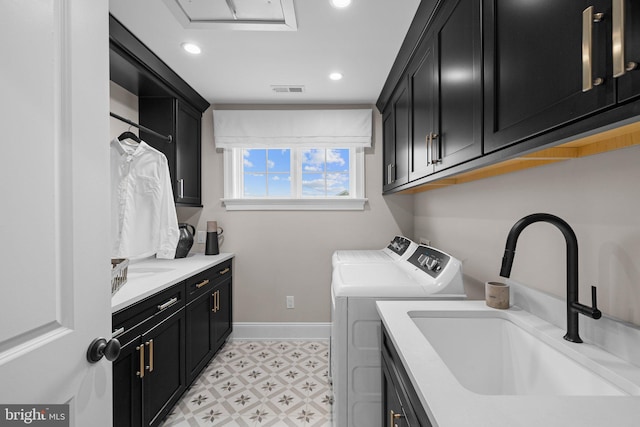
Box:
[401,121,640,194]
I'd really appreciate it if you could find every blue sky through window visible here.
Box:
[243,148,350,197]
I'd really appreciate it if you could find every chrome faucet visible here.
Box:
[499,213,601,343]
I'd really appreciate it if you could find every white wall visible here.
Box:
[178,105,414,322]
[413,145,640,325]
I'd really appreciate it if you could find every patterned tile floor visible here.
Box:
[161,340,333,427]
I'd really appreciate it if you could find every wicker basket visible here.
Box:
[111,258,129,295]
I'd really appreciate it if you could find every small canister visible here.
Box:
[485,281,510,309]
[205,221,222,255]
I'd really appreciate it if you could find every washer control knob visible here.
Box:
[425,258,440,271]
[417,254,429,267]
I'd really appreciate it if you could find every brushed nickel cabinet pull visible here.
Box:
[178,178,185,198]
[137,345,145,378]
[426,134,432,166]
[219,268,230,275]
[112,327,125,338]
[431,133,441,164]
[612,0,625,77]
[196,279,210,289]
[582,7,604,92]
[157,297,178,312]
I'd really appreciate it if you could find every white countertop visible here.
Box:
[377,300,640,427]
[111,253,234,313]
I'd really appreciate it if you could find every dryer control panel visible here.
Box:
[407,245,451,278]
[386,236,413,256]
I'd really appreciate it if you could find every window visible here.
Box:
[214,109,371,211]
[223,147,365,210]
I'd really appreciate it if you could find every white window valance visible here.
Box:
[213,109,372,148]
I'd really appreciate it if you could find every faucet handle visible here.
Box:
[590,286,602,319]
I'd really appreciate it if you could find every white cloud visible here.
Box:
[267,160,275,169]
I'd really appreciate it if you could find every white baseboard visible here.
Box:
[230,322,331,341]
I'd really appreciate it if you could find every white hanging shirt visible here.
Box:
[110,138,179,259]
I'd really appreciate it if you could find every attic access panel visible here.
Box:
[163,0,297,31]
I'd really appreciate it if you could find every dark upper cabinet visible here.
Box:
[483,0,616,153]
[383,79,411,192]
[617,0,640,102]
[409,0,482,180]
[140,98,202,206]
[110,15,209,207]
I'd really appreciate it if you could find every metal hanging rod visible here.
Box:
[110,112,173,143]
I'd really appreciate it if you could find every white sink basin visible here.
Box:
[411,314,625,396]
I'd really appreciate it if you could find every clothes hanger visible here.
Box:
[118,126,141,144]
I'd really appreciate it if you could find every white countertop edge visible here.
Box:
[111,253,234,313]
[377,300,640,427]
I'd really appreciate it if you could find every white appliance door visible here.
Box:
[0,0,112,425]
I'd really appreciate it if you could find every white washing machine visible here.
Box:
[332,235,418,267]
[330,243,466,427]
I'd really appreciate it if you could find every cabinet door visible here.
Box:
[383,79,411,191]
[143,308,186,427]
[113,336,143,427]
[409,35,437,181]
[185,289,214,384]
[212,277,233,354]
[617,0,640,102]
[434,0,482,171]
[382,357,410,427]
[483,0,615,153]
[175,101,201,206]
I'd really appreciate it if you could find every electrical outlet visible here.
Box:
[196,230,206,244]
[419,237,431,246]
[286,296,295,309]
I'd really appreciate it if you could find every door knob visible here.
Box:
[87,337,121,363]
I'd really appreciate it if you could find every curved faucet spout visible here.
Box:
[499,213,601,343]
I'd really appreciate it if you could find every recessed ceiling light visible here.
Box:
[329,72,343,81]
[181,42,201,55]
[330,0,352,8]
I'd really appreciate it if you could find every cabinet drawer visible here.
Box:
[113,282,185,344]
[185,260,232,303]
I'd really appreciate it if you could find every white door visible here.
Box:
[0,1,112,426]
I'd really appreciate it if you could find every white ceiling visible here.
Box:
[109,0,421,105]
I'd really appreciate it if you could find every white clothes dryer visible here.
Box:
[330,243,466,427]
[331,235,418,267]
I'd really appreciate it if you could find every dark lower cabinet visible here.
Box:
[112,285,186,427]
[381,326,431,427]
[185,261,233,384]
[113,260,233,427]
[143,310,186,427]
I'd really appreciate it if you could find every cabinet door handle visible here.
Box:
[157,297,178,312]
[612,0,625,77]
[426,134,432,166]
[431,133,441,164]
[386,164,395,185]
[582,6,604,91]
[112,327,125,338]
[611,0,636,76]
[196,279,210,289]
[146,339,154,372]
[212,290,219,312]
[178,178,185,198]
[389,410,403,427]
[136,345,145,378]
[219,268,230,275]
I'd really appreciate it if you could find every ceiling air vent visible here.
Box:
[271,85,305,94]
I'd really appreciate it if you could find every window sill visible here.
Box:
[221,198,368,211]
